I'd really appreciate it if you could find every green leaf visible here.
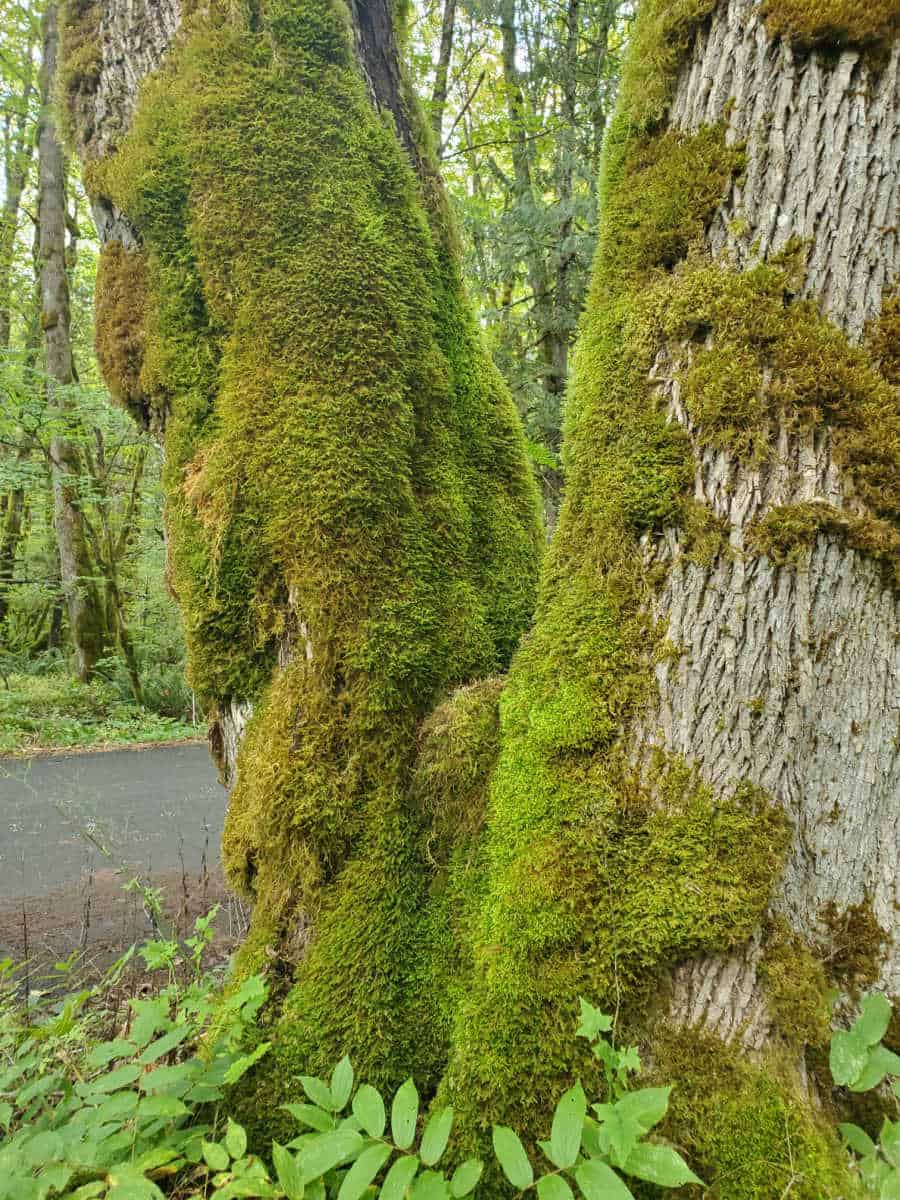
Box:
[880,1177,900,1200]
[224,1042,271,1085]
[106,1166,166,1199]
[301,1074,335,1111]
[381,1154,420,1200]
[537,1176,575,1200]
[574,1159,634,1200]
[615,1087,671,1133]
[449,1160,482,1198]
[331,1057,355,1112]
[830,1029,870,1087]
[410,1170,449,1200]
[354,1085,387,1139]
[602,1109,643,1170]
[839,1123,876,1157]
[137,1026,192,1065]
[80,1062,142,1095]
[881,1118,900,1169]
[622,1144,703,1187]
[86,1039,136,1068]
[273,1141,305,1200]
[850,1046,900,1093]
[339,1142,394,1200]
[391,1079,419,1151]
[575,999,613,1042]
[129,998,170,1048]
[492,1126,533,1190]
[298,1129,365,1181]
[420,1107,454,1167]
[549,1083,586,1169]
[0,1101,10,1131]
[136,1094,188,1120]
[285,1102,335,1132]
[65,1183,106,1199]
[854,993,892,1047]
[227,1120,249,1161]
[203,1139,231,1171]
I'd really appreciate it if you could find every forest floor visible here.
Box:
[0,673,200,755]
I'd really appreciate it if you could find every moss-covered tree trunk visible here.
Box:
[428,1,899,1194]
[62,0,540,1093]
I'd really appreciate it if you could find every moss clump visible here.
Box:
[760,0,900,52]
[94,241,153,428]
[750,501,900,587]
[759,917,831,1050]
[820,896,890,990]
[58,0,102,151]
[618,0,718,126]
[84,0,541,1103]
[868,291,900,386]
[651,1029,864,1199]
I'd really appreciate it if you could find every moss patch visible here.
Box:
[82,0,541,1104]
[759,917,831,1050]
[750,501,900,587]
[618,0,718,127]
[58,0,102,151]
[94,241,152,427]
[760,0,900,52]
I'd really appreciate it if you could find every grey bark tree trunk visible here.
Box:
[39,0,106,681]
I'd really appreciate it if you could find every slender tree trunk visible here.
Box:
[430,0,457,148]
[39,0,106,681]
[0,34,35,351]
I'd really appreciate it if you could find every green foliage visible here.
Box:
[0,672,197,754]
[831,994,900,1196]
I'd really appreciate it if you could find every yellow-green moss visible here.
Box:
[618,0,718,127]
[58,0,102,150]
[82,0,541,1104]
[94,241,152,426]
[868,290,900,386]
[650,1029,864,1199]
[820,895,890,990]
[760,0,900,51]
[750,501,900,587]
[759,917,831,1050]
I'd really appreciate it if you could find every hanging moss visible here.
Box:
[94,241,152,427]
[81,0,541,1106]
[760,0,900,52]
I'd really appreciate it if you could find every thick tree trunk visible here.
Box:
[431,2,899,1193]
[40,1,106,682]
[64,0,540,1106]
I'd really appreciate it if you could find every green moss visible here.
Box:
[82,0,541,1102]
[868,290,900,386]
[58,0,102,150]
[94,241,152,427]
[750,501,900,587]
[820,895,890,990]
[759,917,831,1050]
[651,1029,864,1199]
[760,0,900,51]
[618,0,718,127]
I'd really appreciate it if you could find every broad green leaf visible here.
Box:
[227,1120,249,1161]
[492,1126,533,1190]
[65,1185,105,1200]
[273,1141,305,1200]
[410,1169,449,1200]
[575,999,613,1042]
[203,1139,231,1171]
[331,1056,355,1111]
[86,1039,136,1068]
[136,1094,188,1120]
[574,1159,634,1200]
[137,1026,192,1065]
[0,1101,10,1131]
[537,1175,575,1200]
[285,1102,335,1132]
[854,993,892,1047]
[838,1123,876,1157]
[449,1160,483,1198]
[301,1074,335,1111]
[881,1118,900,1169]
[139,1062,196,1097]
[623,1143,703,1186]
[602,1109,643,1169]
[224,1042,271,1085]
[22,1130,64,1166]
[298,1129,365,1181]
[80,1063,142,1094]
[354,1085,387,1138]
[420,1107,454,1167]
[615,1087,671,1132]
[549,1083,586,1169]
[381,1154,420,1200]
[339,1142,393,1200]
[850,1046,900,1093]
[392,1079,419,1150]
[880,1176,900,1200]
[129,999,170,1049]
[106,1166,166,1199]
[830,1029,870,1087]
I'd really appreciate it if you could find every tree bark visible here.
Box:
[430,0,457,148]
[40,0,107,682]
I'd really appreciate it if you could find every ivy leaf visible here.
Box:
[574,1159,634,1200]
[881,1118,900,1169]
[549,1083,586,1169]
[849,1046,900,1093]
[449,1159,483,1198]
[575,999,613,1042]
[331,1056,355,1112]
[854,993,892,1047]
[622,1143,703,1186]
[301,1074,335,1111]
[830,1029,870,1087]
[380,1154,420,1200]
[354,1084,387,1138]
[338,1142,394,1200]
[420,1107,454,1166]
[391,1079,419,1150]
[492,1126,533,1190]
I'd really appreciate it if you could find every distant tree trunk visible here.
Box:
[39,0,106,681]
[434,1,900,1191]
[63,0,540,1111]
[0,33,36,351]
[430,0,457,147]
